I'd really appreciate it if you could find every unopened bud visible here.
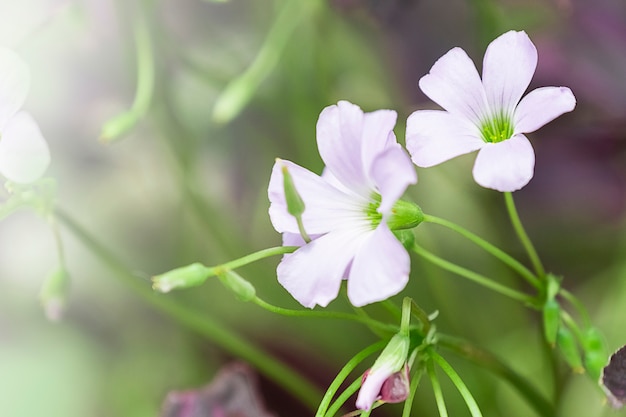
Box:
[216,268,256,302]
[280,161,306,218]
[387,200,423,231]
[557,327,584,373]
[542,299,560,347]
[380,364,410,403]
[39,267,70,321]
[582,327,607,382]
[152,263,212,293]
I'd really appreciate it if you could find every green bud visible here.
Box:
[100,111,139,143]
[216,268,256,302]
[280,160,306,217]
[39,267,70,322]
[582,327,607,381]
[557,327,584,373]
[542,299,560,347]
[386,200,424,231]
[152,263,212,293]
[371,333,411,375]
[393,229,415,251]
[545,273,562,300]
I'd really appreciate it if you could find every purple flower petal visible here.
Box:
[472,134,535,192]
[419,47,488,125]
[369,144,416,214]
[277,229,363,308]
[268,159,359,235]
[514,86,576,134]
[361,109,398,173]
[406,110,484,167]
[482,31,537,117]
[355,364,394,411]
[0,48,29,129]
[0,111,49,183]
[347,224,409,307]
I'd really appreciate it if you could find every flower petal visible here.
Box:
[0,48,30,128]
[356,364,394,410]
[277,229,363,308]
[361,109,397,172]
[369,144,416,214]
[0,111,50,183]
[347,224,409,307]
[514,86,576,134]
[472,134,535,192]
[482,31,537,117]
[419,47,489,125]
[268,159,360,235]
[316,101,369,196]
[406,110,484,167]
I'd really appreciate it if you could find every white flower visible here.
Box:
[406,30,576,192]
[0,47,49,184]
[268,101,417,308]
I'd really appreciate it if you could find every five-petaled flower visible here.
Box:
[0,47,50,184]
[406,30,576,192]
[268,100,417,308]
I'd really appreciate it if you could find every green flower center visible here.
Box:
[365,193,383,228]
[480,112,514,143]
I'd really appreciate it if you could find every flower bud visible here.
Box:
[542,299,560,348]
[380,364,410,403]
[557,327,584,373]
[39,267,70,321]
[387,200,423,231]
[582,327,607,382]
[216,268,256,302]
[152,263,212,293]
[279,161,306,218]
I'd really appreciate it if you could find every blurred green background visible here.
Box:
[1,0,626,416]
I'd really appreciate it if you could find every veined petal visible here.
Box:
[347,224,409,307]
[277,229,363,308]
[472,134,534,192]
[0,111,50,183]
[0,48,30,129]
[316,101,369,195]
[356,364,394,410]
[361,109,398,173]
[369,144,416,214]
[406,110,484,167]
[482,31,537,117]
[514,86,576,134]
[268,159,360,235]
[419,47,489,125]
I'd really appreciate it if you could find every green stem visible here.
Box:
[220,246,297,270]
[412,243,536,306]
[430,349,483,417]
[55,207,322,411]
[252,297,398,334]
[428,357,449,417]
[423,214,539,289]
[325,377,362,417]
[504,192,546,279]
[559,288,592,329]
[438,334,555,417]
[401,364,425,417]
[315,341,386,417]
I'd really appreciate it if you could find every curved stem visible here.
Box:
[423,214,539,289]
[315,341,386,417]
[430,349,483,417]
[438,334,555,417]
[325,377,362,417]
[559,288,592,329]
[412,243,537,306]
[252,297,398,334]
[401,363,425,417]
[504,192,546,279]
[55,207,322,411]
[220,246,297,270]
[428,358,449,417]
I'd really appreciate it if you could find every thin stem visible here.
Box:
[252,297,398,334]
[412,243,537,306]
[55,207,322,411]
[504,192,546,279]
[401,364,425,417]
[559,288,592,329]
[325,377,362,417]
[423,214,539,289]
[428,358,449,417]
[430,349,483,417]
[438,334,555,417]
[315,341,386,417]
[220,246,297,270]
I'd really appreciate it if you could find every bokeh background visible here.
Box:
[1,0,626,416]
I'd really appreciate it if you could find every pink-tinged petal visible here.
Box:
[277,229,363,308]
[268,159,360,235]
[356,364,394,410]
[347,224,409,307]
[482,31,537,116]
[0,48,30,128]
[316,101,369,196]
[472,134,535,192]
[419,47,489,125]
[514,86,576,134]
[406,110,484,167]
[282,232,322,247]
[361,109,398,172]
[369,144,416,214]
[0,111,50,183]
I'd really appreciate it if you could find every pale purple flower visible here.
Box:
[0,47,49,184]
[268,101,417,308]
[406,30,576,192]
